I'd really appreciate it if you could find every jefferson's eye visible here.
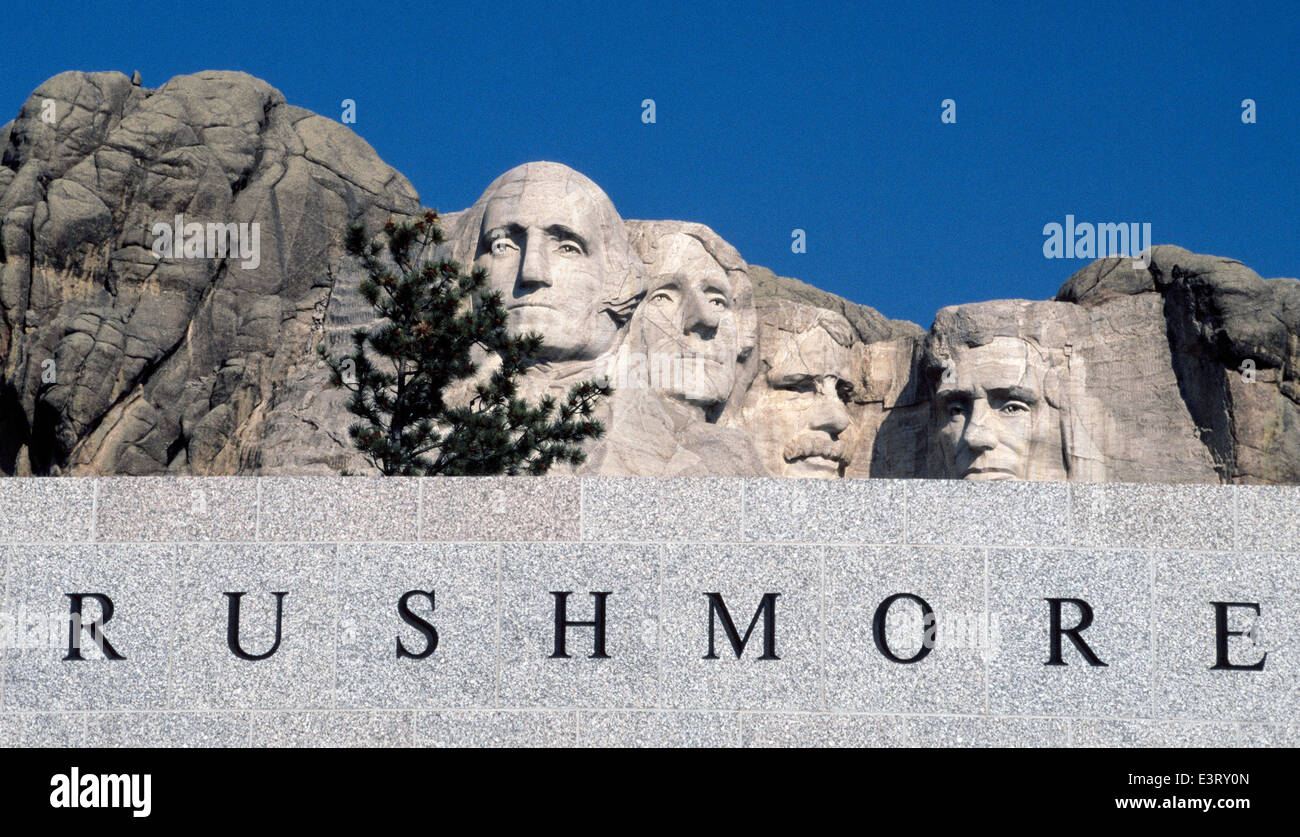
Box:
[946,402,967,419]
[650,291,674,304]
[1001,401,1030,415]
[707,296,728,309]
[836,380,853,403]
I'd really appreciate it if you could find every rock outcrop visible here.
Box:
[856,247,1300,484]
[2,71,1297,483]
[0,71,417,475]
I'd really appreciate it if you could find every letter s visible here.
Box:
[396,589,439,659]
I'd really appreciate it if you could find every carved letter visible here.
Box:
[703,593,780,660]
[550,591,611,659]
[872,593,935,664]
[396,589,439,659]
[224,591,287,661]
[1045,597,1106,666]
[63,593,125,661]
[1209,602,1266,671]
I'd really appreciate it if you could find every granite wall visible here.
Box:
[0,477,1296,747]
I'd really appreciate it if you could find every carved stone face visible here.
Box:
[933,336,1065,480]
[745,309,855,478]
[473,166,624,361]
[638,233,740,411]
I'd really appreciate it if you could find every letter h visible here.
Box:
[550,591,611,659]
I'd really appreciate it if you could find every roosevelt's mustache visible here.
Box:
[783,433,848,464]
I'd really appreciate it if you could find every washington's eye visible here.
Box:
[650,291,674,304]
[556,241,583,255]
[1001,401,1030,415]
[707,296,728,309]
[490,238,516,255]
[946,402,967,419]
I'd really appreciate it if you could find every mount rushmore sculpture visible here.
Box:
[2,71,1298,483]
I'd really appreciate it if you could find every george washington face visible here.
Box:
[473,165,632,362]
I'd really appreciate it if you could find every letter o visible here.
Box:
[872,593,935,664]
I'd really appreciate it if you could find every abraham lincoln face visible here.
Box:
[932,336,1068,481]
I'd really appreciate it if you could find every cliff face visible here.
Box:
[856,247,1300,484]
[2,71,1297,483]
[0,71,417,475]
[1057,247,1300,484]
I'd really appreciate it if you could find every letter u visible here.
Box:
[224,591,288,660]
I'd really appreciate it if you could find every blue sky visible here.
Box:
[4,0,1297,327]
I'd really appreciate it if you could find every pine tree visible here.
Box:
[319,210,610,475]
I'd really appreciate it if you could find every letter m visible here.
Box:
[704,592,780,660]
[102,774,130,808]
[1099,222,1129,258]
[206,222,240,259]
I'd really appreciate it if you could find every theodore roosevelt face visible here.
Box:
[745,309,855,478]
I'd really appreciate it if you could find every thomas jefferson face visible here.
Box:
[934,336,1060,480]
[747,319,854,478]
[475,173,619,361]
[638,234,740,410]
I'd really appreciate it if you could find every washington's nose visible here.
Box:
[518,230,552,288]
[809,384,850,437]
[681,287,720,338]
